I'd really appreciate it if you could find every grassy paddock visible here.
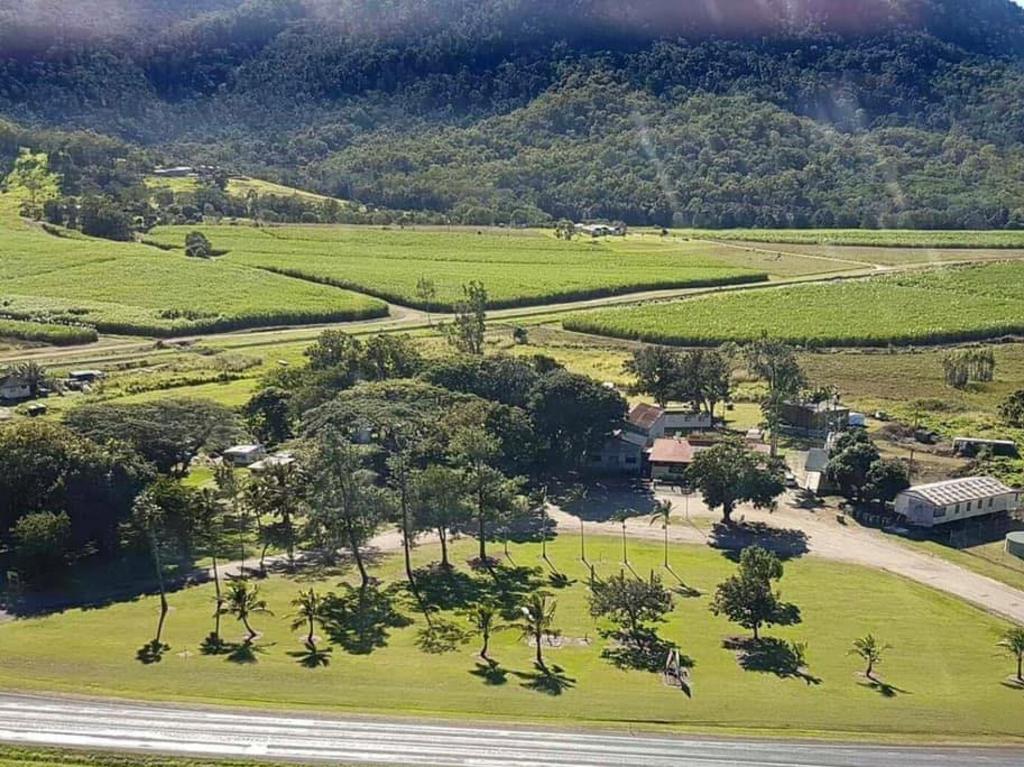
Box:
[144,225,773,310]
[679,228,1024,249]
[0,536,1019,743]
[565,263,1024,347]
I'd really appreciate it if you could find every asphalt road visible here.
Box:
[0,694,1020,767]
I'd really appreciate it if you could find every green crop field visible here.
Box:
[145,225,775,310]
[0,536,1019,743]
[0,746,347,767]
[565,262,1024,347]
[0,318,97,346]
[0,198,388,336]
[679,228,1024,249]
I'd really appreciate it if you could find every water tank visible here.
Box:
[1006,532,1024,560]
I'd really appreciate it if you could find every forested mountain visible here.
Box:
[3,0,1024,227]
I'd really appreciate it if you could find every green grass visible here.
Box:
[0,536,1020,743]
[565,262,1024,347]
[0,197,388,336]
[0,746,350,767]
[144,225,772,310]
[145,175,353,207]
[679,228,1024,249]
[725,241,1024,267]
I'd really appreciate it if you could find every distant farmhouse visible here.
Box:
[592,401,750,480]
[575,222,626,238]
[894,476,1020,528]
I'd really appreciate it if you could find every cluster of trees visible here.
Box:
[825,430,911,506]
[942,348,997,390]
[625,345,732,415]
[4,2,1024,226]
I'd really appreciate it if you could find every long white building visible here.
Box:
[894,476,1020,528]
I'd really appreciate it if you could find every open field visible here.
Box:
[725,241,1024,267]
[0,536,1019,742]
[679,229,1024,249]
[145,175,354,208]
[565,262,1024,347]
[0,199,389,336]
[144,225,784,310]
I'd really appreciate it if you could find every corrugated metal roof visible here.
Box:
[900,476,1015,506]
[650,438,694,465]
[628,403,665,431]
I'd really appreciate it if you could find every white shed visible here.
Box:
[894,476,1020,528]
[223,444,267,467]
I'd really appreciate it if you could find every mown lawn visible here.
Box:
[144,225,774,310]
[565,262,1024,347]
[0,536,1020,743]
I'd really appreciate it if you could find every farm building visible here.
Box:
[0,375,31,402]
[223,444,267,467]
[952,437,1018,458]
[575,223,626,237]
[780,399,850,437]
[894,477,1020,528]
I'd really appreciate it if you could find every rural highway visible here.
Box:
[0,694,1020,767]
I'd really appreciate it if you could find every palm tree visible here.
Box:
[131,493,169,646]
[14,361,50,398]
[648,499,674,569]
[462,602,505,664]
[611,508,634,565]
[290,588,327,650]
[518,592,559,673]
[998,626,1024,683]
[849,634,891,680]
[222,579,272,643]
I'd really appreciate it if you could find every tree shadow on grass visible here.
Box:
[469,661,509,686]
[710,522,809,561]
[723,637,821,685]
[321,583,412,655]
[287,645,333,668]
[135,639,169,665]
[513,663,576,696]
[225,640,274,664]
[412,565,488,612]
[415,618,467,655]
[1000,678,1024,692]
[859,677,910,698]
[600,628,692,674]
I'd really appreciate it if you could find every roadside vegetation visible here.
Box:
[0,746,334,767]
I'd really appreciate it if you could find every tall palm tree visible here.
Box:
[998,626,1024,683]
[611,508,634,565]
[290,588,327,650]
[648,499,674,569]
[131,493,169,646]
[14,361,50,398]
[849,634,891,680]
[222,579,272,643]
[518,592,559,673]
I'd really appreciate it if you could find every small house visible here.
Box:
[664,407,714,433]
[626,403,667,441]
[894,476,1020,528]
[649,438,695,482]
[591,430,645,476]
[0,375,31,402]
[223,444,267,467]
[780,399,850,437]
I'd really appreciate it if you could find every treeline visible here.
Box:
[4,1,1024,227]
